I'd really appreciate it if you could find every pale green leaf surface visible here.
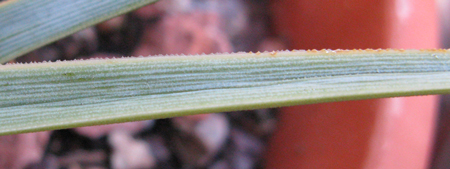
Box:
[2,49,450,135]
[0,0,158,63]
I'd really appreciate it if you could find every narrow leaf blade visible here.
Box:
[1,50,450,135]
[0,0,158,63]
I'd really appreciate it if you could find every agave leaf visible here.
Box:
[0,0,158,63]
[1,49,450,135]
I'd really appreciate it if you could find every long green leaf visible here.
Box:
[1,49,450,135]
[0,0,158,63]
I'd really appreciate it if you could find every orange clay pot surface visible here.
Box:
[266,0,439,168]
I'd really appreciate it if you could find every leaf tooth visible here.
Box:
[291,49,304,52]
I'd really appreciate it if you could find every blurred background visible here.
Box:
[2,0,450,168]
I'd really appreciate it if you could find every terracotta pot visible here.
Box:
[265,0,439,168]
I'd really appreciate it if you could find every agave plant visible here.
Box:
[1,0,450,136]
